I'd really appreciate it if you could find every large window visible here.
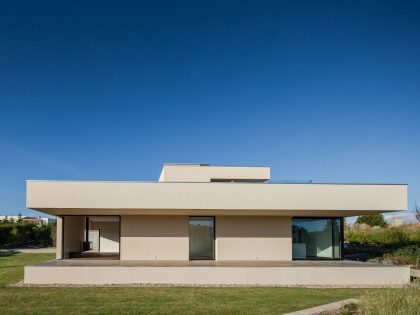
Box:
[189,217,215,260]
[292,218,342,260]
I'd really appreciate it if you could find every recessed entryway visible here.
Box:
[62,215,120,260]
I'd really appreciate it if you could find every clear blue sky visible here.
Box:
[0,1,419,220]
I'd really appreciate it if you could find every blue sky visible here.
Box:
[0,1,419,221]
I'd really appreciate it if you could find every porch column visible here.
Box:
[56,216,63,259]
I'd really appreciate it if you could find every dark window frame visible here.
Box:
[188,216,216,260]
[291,217,344,261]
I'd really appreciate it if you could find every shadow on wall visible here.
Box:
[121,216,188,238]
[90,221,119,252]
[216,216,292,238]
[120,216,292,239]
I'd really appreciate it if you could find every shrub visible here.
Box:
[356,214,387,227]
[368,253,411,265]
[0,222,55,248]
[346,224,413,246]
[345,224,419,264]
[405,224,420,243]
[392,245,420,266]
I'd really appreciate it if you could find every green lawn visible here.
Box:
[0,252,373,315]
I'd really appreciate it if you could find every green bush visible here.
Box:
[406,225,420,243]
[392,245,420,265]
[0,222,55,248]
[346,224,420,265]
[345,224,415,246]
[356,213,387,227]
[368,252,414,266]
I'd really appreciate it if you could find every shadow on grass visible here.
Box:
[0,251,19,258]
[0,265,28,269]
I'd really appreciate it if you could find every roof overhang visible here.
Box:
[26,181,408,217]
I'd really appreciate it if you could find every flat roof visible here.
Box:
[26,180,408,216]
[26,180,407,185]
[162,163,271,167]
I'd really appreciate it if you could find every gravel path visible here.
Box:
[3,247,55,253]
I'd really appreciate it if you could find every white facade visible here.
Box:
[24,164,409,286]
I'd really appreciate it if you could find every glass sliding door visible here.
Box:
[292,218,342,260]
[189,217,215,260]
[332,218,342,259]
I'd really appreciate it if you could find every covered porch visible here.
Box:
[58,215,120,260]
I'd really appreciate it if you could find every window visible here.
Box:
[189,217,215,260]
[292,218,342,260]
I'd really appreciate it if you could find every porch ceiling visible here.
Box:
[33,208,398,216]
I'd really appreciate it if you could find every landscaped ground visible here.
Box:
[0,252,387,314]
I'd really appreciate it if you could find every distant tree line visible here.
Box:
[0,219,56,248]
[356,213,387,228]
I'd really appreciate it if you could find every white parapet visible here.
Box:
[24,261,410,286]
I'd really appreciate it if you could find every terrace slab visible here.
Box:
[25,260,410,286]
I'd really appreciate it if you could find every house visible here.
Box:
[24,164,410,286]
[0,215,53,226]
[390,217,404,227]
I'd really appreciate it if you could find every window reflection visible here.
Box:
[292,218,342,259]
[189,217,214,260]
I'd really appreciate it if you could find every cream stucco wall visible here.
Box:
[119,215,292,261]
[159,165,270,182]
[63,216,84,258]
[26,181,408,217]
[24,261,411,286]
[120,215,189,260]
[90,221,119,253]
[56,216,63,259]
[216,216,292,261]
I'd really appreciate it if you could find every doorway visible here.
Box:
[62,215,120,259]
[189,216,215,260]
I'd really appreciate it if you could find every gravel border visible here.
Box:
[9,281,406,288]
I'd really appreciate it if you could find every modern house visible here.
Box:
[25,164,410,286]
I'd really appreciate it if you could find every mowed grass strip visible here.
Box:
[0,252,55,286]
[0,252,370,314]
[0,286,368,315]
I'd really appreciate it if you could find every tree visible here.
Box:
[9,227,19,246]
[50,222,56,247]
[356,213,387,228]
[415,201,420,223]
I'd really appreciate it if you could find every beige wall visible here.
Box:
[216,216,292,261]
[119,215,292,261]
[26,181,408,217]
[24,263,411,286]
[63,216,84,258]
[120,215,189,260]
[159,165,270,182]
[90,221,119,253]
[56,217,63,259]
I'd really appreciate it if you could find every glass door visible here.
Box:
[189,217,215,260]
[292,218,343,260]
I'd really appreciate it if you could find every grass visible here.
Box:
[0,252,404,314]
[0,251,55,286]
[359,281,420,315]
